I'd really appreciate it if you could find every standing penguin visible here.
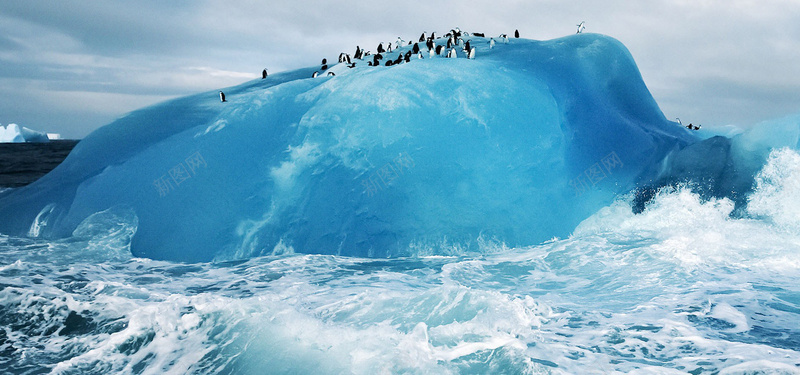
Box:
[262,68,268,79]
[412,43,420,54]
[219,91,226,102]
[514,29,520,38]
[464,40,471,53]
[419,32,426,42]
[322,58,327,65]
[377,43,385,53]
[468,47,476,59]
[489,38,495,49]
[577,21,586,34]
[312,71,319,78]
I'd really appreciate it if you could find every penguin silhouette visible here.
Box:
[514,29,520,38]
[219,91,226,102]
[262,69,267,79]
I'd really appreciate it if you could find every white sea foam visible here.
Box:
[2,151,800,373]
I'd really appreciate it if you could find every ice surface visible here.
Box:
[0,33,796,262]
[0,123,50,143]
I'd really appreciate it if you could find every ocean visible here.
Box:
[0,144,799,374]
[0,140,79,188]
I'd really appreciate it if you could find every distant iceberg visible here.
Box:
[0,123,50,143]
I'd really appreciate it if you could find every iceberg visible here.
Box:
[0,123,50,143]
[0,33,794,262]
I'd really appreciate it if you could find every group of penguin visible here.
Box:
[308,27,520,78]
[221,24,588,103]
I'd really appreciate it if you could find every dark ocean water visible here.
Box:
[0,140,79,188]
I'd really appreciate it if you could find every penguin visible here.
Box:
[396,37,405,49]
[446,37,453,49]
[327,71,335,76]
[465,40,471,53]
[219,91,226,102]
[322,58,327,65]
[436,45,444,55]
[354,46,361,59]
[430,31,436,40]
[338,53,344,63]
[447,48,457,58]
[473,32,485,37]
[419,32,426,42]
[426,39,434,51]
[514,29,520,38]
[417,52,423,59]
[345,54,351,64]
[321,64,328,71]
[412,43,420,54]
[429,48,436,58]
[577,21,586,34]
[348,62,356,68]
[489,38,495,49]
[676,118,683,126]
[387,44,393,53]
[377,43,385,54]
[502,34,509,43]
[468,47,476,59]
[312,71,319,78]
[262,68,268,79]
[385,60,393,66]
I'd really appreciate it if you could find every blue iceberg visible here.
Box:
[1,33,794,262]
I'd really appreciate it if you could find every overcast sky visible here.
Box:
[1,0,799,138]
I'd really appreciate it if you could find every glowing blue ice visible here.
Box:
[0,33,782,262]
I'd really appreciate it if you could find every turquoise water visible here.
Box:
[2,165,799,373]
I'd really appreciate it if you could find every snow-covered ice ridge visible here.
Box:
[0,123,50,143]
[0,32,797,261]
